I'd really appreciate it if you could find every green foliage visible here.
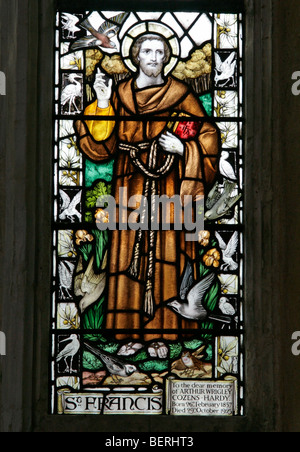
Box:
[82,296,105,334]
[139,360,169,373]
[79,243,93,262]
[85,180,112,223]
[83,351,104,371]
[86,180,112,210]
[93,229,108,271]
[198,235,221,334]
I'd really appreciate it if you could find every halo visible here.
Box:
[120,21,181,76]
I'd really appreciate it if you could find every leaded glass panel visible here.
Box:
[51,6,244,416]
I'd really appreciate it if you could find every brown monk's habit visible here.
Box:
[75,76,220,342]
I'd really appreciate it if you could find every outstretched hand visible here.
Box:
[158,132,185,156]
[94,68,113,109]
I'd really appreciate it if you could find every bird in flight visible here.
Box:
[61,13,81,39]
[69,13,129,52]
[167,260,231,324]
[215,231,239,271]
[215,51,237,87]
[59,190,82,222]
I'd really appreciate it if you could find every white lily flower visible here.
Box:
[215,14,238,48]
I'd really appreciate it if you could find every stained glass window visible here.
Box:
[51,5,244,416]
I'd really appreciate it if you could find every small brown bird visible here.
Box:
[171,347,208,377]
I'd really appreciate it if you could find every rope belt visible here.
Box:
[119,140,175,319]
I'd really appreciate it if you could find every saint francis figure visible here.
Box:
[75,24,220,359]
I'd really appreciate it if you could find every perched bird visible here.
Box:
[61,74,82,114]
[58,261,75,299]
[74,254,107,313]
[167,261,231,324]
[172,348,208,377]
[215,231,239,271]
[219,151,237,181]
[56,334,80,374]
[215,52,237,87]
[205,180,242,221]
[219,297,236,316]
[61,13,81,39]
[69,13,129,52]
[59,190,82,222]
[84,342,137,383]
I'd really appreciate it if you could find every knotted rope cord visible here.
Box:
[119,140,176,318]
[120,142,175,179]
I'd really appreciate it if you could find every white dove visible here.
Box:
[215,231,238,271]
[59,190,82,221]
[167,262,231,324]
[218,297,236,315]
[215,52,237,87]
[61,13,81,39]
[74,254,107,313]
[56,334,80,373]
[220,151,237,181]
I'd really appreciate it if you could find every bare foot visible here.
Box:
[148,342,168,359]
[117,342,144,356]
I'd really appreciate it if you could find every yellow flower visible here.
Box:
[95,208,109,224]
[75,230,94,246]
[198,230,210,246]
[203,248,221,268]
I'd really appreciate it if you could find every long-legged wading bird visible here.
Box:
[56,334,80,373]
[84,342,137,383]
[61,74,82,114]
[167,260,231,324]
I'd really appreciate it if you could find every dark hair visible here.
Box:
[131,34,171,67]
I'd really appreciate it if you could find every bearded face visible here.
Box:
[137,39,166,78]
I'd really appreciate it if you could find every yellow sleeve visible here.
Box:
[84,100,115,142]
